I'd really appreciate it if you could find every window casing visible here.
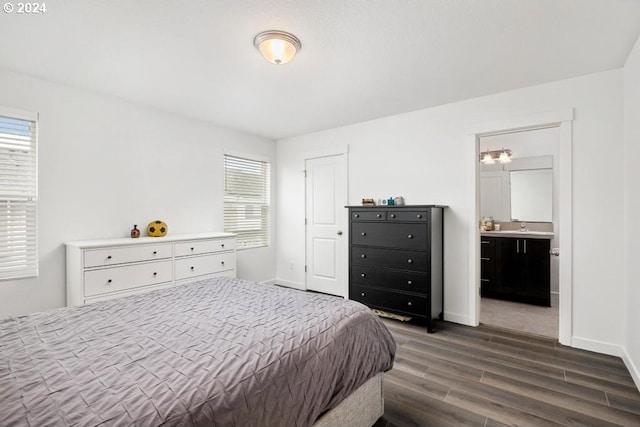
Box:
[224,154,270,249]
[0,110,38,280]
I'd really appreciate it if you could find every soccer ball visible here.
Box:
[147,220,168,237]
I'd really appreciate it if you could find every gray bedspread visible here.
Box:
[0,277,396,426]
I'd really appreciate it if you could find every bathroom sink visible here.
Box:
[481,230,554,239]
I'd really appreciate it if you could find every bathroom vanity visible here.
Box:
[480,231,553,306]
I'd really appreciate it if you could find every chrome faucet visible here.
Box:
[520,222,528,232]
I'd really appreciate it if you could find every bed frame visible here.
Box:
[313,373,384,427]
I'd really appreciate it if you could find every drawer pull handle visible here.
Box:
[481,279,490,282]
[221,244,225,248]
[390,214,396,218]
[107,279,112,284]
[354,214,360,218]
[361,273,366,278]
[190,266,195,271]
[407,301,412,306]
[153,272,157,276]
[107,255,112,260]
[361,292,366,297]
[221,261,225,266]
[481,257,490,261]
[407,280,413,285]
[407,259,413,264]
[376,214,382,218]
[190,247,194,251]
[417,214,422,218]
[481,241,490,244]
[361,254,366,258]
[407,234,413,239]
[361,232,367,236]
[153,251,157,255]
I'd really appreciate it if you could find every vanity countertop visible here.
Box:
[481,230,554,239]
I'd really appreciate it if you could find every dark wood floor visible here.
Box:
[374,319,640,427]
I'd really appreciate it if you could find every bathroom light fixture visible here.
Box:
[480,148,512,164]
[253,30,301,65]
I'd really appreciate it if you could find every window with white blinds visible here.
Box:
[0,113,38,280]
[224,154,270,249]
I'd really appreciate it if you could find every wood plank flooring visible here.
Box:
[374,319,640,427]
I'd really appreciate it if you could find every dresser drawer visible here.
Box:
[352,246,428,271]
[351,285,428,317]
[175,252,236,280]
[351,267,428,294]
[174,238,235,257]
[84,244,172,268]
[351,222,427,250]
[387,210,428,222]
[84,260,173,297]
[351,210,386,221]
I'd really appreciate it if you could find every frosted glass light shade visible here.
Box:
[254,30,301,65]
[482,152,495,164]
[499,150,512,163]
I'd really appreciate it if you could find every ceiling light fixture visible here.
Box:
[253,30,301,65]
[480,148,512,164]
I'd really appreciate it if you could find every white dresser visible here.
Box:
[66,232,236,306]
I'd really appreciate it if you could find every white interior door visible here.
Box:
[305,154,347,297]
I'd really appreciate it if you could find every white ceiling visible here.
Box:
[1,0,639,140]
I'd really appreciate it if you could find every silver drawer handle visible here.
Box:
[407,301,412,307]
[390,214,396,218]
[407,259,413,264]
[481,241,490,244]
[407,234,413,239]
[361,254,366,258]
[361,232,367,236]
[376,214,382,218]
[361,292,366,297]
[481,279,490,282]
[417,214,422,218]
[361,273,366,278]
[481,257,490,261]
[407,280,413,285]
[354,214,360,218]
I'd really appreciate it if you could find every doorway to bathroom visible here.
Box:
[470,109,573,345]
[479,126,560,339]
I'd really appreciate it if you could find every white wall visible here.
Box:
[624,35,640,386]
[277,69,625,352]
[0,68,277,317]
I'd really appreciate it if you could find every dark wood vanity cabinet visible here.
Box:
[347,205,445,332]
[481,236,551,306]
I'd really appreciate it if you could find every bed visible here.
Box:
[0,277,396,426]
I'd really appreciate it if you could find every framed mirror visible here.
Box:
[510,169,552,222]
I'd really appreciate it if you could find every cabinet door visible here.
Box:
[497,237,523,294]
[522,238,551,304]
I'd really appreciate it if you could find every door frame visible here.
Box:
[304,145,349,297]
[468,109,574,346]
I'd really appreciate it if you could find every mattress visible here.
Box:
[0,277,396,426]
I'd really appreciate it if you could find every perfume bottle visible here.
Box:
[131,224,140,238]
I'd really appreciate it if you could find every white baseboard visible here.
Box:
[622,348,640,392]
[444,312,472,326]
[571,336,625,358]
[268,279,305,290]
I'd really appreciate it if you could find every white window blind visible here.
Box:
[224,155,270,249]
[0,113,38,280]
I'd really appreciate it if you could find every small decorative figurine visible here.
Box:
[130,224,140,238]
[147,220,168,237]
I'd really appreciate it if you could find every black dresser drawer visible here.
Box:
[352,246,428,271]
[387,210,429,222]
[351,211,386,221]
[351,285,428,317]
[351,266,428,294]
[351,222,427,250]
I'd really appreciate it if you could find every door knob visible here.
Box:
[337,231,343,236]
[550,248,560,257]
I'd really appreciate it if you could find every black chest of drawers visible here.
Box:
[347,205,445,332]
